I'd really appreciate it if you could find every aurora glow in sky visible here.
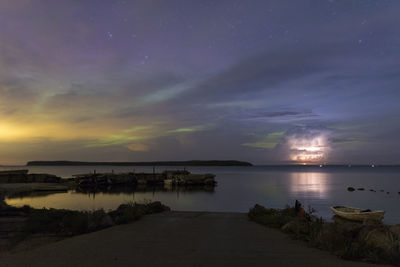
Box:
[1,0,400,165]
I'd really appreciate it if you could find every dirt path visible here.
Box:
[0,211,383,267]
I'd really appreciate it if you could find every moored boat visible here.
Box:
[331,206,384,222]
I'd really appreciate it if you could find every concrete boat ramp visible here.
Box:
[0,212,381,267]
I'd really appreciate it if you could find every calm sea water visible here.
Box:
[2,165,400,224]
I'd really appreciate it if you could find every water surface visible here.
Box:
[2,165,400,224]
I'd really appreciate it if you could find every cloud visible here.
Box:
[86,124,212,148]
[166,125,212,134]
[238,109,318,123]
[282,126,331,163]
[243,131,285,149]
[141,80,198,104]
[179,45,333,104]
[1,0,400,165]
[126,143,149,152]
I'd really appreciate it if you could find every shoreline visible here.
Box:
[26,160,253,167]
[0,199,169,255]
[1,192,398,265]
[0,169,217,193]
[1,172,399,265]
[0,183,72,196]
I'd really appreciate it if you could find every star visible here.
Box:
[107,32,113,39]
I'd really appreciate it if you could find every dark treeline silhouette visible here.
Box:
[26,160,253,167]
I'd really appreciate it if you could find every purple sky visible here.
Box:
[1,0,400,165]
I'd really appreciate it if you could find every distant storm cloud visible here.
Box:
[283,127,331,163]
[243,126,331,163]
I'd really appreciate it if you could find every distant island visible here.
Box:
[27,160,253,167]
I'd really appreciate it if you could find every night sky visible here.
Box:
[1,0,400,165]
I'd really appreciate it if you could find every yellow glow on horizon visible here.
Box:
[0,123,33,141]
[0,120,117,142]
[0,112,210,157]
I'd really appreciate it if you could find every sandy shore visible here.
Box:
[0,211,383,267]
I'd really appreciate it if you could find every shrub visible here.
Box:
[249,203,400,265]
[248,204,296,228]
[108,204,142,224]
[109,201,170,224]
[21,201,170,237]
[23,208,89,236]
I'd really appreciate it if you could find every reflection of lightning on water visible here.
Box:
[289,172,330,199]
[288,133,330,163]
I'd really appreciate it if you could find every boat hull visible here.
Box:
[331,206,384,222]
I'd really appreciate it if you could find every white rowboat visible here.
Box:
[331,206,384,222]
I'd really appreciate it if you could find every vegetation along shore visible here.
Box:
[248,203,400,265]
[0,197,169,253]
